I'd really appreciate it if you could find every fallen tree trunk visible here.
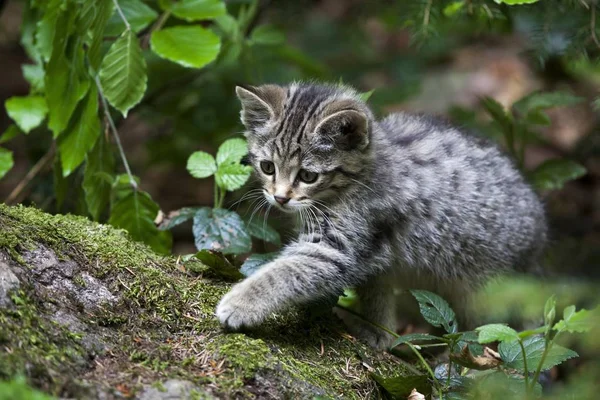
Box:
[0,204,404,399]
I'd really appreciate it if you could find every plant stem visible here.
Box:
[5,144,55,205]
[112,0,131,31]
[530,333,558,393]
[95,76,138,190]
[518,339,530,391]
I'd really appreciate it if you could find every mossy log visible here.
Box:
[0,204,405,399]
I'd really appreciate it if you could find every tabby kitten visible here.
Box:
[216,83,547,348]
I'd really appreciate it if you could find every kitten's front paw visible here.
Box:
[216,282,269,330]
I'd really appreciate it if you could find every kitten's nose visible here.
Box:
[274,196,290,205]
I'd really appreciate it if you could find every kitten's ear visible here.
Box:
[235,85,285,131]
[315,109,369,150]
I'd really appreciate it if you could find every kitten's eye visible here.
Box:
[260,161,275,175]
[298,169,318,183]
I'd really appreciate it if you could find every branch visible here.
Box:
[5,145,55,205]
[112,0,131,31]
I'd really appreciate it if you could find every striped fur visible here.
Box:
[216,82,547,349]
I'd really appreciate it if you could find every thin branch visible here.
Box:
[112,0,131,31]
[591,4,600,49]
[5,145,56,205]
[423,0,433,28]
[94,76,138,190]
[141,11,171,49]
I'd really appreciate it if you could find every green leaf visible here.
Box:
[391,333,443,349]
[493,0,540,4]
[104,0,158,37]
[249,24,285,46]
[467,371,541,399]
[156,207,205,230]
[85,0,115,71]
[159,0,226,21]
[194,250,244,281]
[57,86,101,177]
[187,151,217,178]
[150,26,221,69]
[240,252,278,277]
[22,63,45,93]
[443,1,465,17]
[244,218,281,245]
[0,377,54,400]
[0,147,14,180]
[83,134,115,220]
[192,208,251,254]
[216,137,248,166]
[498,335,578,372]
[99,30,147,117]
[525,110,551,126]
[109,188,172,254]
[544,295,556,328]
[4,95,48,133]
[553,306,600,333]
[530,159,586,191]
[371,373,431,399]
[410,290,457,333]
[358,89,374,102]
[0,125,22,145]
[481,97,512,131]
[513,91,583,115]
[476,324,519,343]
[35,0,64,62]
[215,163,253,191]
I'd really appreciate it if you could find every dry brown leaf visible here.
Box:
[407,388,426,400]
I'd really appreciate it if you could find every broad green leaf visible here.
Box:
[0,148,14,180]
[159,0,226,21]
[109,188,172,254]
[391,333,443,349]
[530,159,586,191]
[104,0,158,37]
[476,324,519,343]
[192,208,251,254]
[35,0,64,62]
[481,97,512,131]
[493,0,540,4]
[513,91,583,115]
[443,1,465,17]
[498,335,578,372]
[150,26,221,69]
[410,290,457,333]
[215,163,253,191]
[156,207,205,230]
[244,218,281,245]
[240,252,278,277]
[22,63,45,93]
[99,30,147,117]
[20,1,42,63]
[0,125,21,144]
[553,306,600,333]
[45,9,90,137]
[249,24,285,46]
[84,0,114,71]
[371,373,431,399]
[194,249,244,281]
[57,86,101,177]
[214,14,239,39]
[83,134,115,220]
[216,137,248,166]
[4,95,48,133]
[187,151,217,178]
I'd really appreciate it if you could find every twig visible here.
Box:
[112,0,131,31]
[518,339,530,390]
[141,11,171,49]
[95,76,138,190]
[591,5,600,49]
[423,0,433,28]
[5,145,55,205]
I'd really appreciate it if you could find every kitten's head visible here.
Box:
[236,82,374,213]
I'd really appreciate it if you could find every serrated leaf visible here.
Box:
[249,24,285,46]
[150,26,221,69]
[99,30,147,117]
[109,188,172,254]
[4,95,48,133]
[371,373,431,399]
[187,151,217,178]
[244,218,281,245]
[58,86,101,177]
[194,249,243,281]
[0,125,21,145]
[215,163,253,191]
[22,63,45,93]
[192,208,251,254]
[159,0,226,22]
[477,323,520,344]
[104,0,158,37]
[391,333,443,349]
[240,252,278,277]
[216,137,248,166]
[156,207,205,230]
[530,159,586,191]
[0,148,14,180]
[498,335,578,372]
[410,290,457,333]
[83,133,115,220]
[553,306,600,333]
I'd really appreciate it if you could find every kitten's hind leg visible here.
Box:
[336,273,397,350]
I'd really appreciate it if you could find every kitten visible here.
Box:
[216,83,547,349]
